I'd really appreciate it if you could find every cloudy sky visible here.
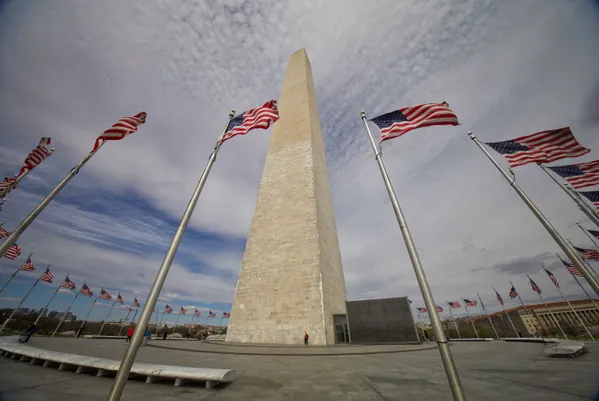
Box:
[1,0,599,326]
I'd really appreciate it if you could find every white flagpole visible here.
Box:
[468,132,599,297]
[567,238,599,280]
[477,293,499,339]
[117,307,133,337]
[527,275,568,339]
[188,314,196,335]
[510,281,545,340]
[34,272,66,325]
[361,112,465,401]
[0,149,55,199]
[539,165,599,227]
[107,110,235,401]
[52,284,83,338]
[79,297,99,333]
[462,302,479,338]
[0,253,32,297]
[98,300,118,336]
[493,287,519,337]
[0,144,106,259]
[172,312,182,334]
[446,303,461,339]
[541,263,595,340]
[0,273,43,331]
[579,223,599,247]
[155,310,166,335]
[559,254,599,316]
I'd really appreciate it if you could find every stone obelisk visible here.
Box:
[226,49,347,345]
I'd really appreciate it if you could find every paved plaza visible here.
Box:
[0,338,597,401]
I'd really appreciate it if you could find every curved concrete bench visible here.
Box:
[0,337,235,389]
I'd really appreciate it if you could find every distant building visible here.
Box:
[459,299,599,337]
[48,310,59,318]
[16,308,29,314]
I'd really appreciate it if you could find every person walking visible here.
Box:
[126,326,134,343]
[19,324,36,343]
[423,330,430,343]
[303,330,309,345]
[143,329,151,346]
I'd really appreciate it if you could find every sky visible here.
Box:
[1,0,599,327]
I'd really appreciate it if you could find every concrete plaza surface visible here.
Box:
[0,338,597,401]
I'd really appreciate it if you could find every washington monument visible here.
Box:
[226,49,347,345]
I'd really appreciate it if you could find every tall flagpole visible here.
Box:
[567,238,599,280]
[0,253,32,297]
[188,314,196,335]
[117,307,133,337]
[107,111,236,401]
[539,165,599,227]
[477,293,499,339]
[526,275,568,339]
[79,297,99,333]
[155,310,166,334]
[493,287,519,337]
[171,312,182,334]
[579,223,599,247]
[0,144,106,259]
[510,281,545,340]
[52,287,82,338]
[0,149,56,199]
[34,273,67,325]
[446,303,461,339]
[98,300,118,336]
[0,273,43,331]
[559,254,599,315]
[361,112,465,401]
[462,302,479,338]
[541,263,595,340]
[468,132,599,297]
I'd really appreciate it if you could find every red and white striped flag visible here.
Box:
[548,160,599,189]
[132,298,140,307]
[180,307,187,315]
[0,225,11,239]
[567,264,583,278]
[579,191,599,212]
[165,305,173,314]
[92,112,147,152]
[0,177,18,198]
[194,309,201,318]
[220,100,279,143]
[2,243,21,260]
[370,102,459,142]
[20,255,36,272]
[544,269,559,288]
[116,293,124,304]
[486,127,589,168]
[463,299,477,307]
[40,267,54,283]
[573,246,599,261]
[417,307,427,313]
[448,301,461,309]
[18,137,52,177]
[208,310,216,318]
[435,306,443,312]
[61,276,76,290]
[98,288,112,301]
[223,312,231,318]
[79,283,93,297]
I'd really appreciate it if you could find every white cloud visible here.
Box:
[1,0,599,321]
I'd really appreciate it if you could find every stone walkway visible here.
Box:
[0,338,597,400]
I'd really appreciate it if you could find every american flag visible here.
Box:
[573,246,599,261]
[509,286,518,299]
[547,160,599,189]
[588,229,599,240]
[20,255,36,272]
[79,283,93,297]
[370,102,459,142]
[567,264,583,278]
[40,267,54,284]
[579,191,599,212]
[18,137,53,177]
[116,293,124,304]
[93,112,147,152]
[528,277,542,294]
[3,243,22,260]
[494,290,504,306]
[180,307,187,315]
[223,312,231,318]
[448,301,461,309]
[221,100,279,143]
[165,305,173,314]
[485,127,589,168]
[463,299,477,307]
[0,224,10,239]
[61,276,76,290]
[132,298,140,307]
[435,306,443,312]
[417,307,427,313]
[544,269,559,288]
[194,309,201,318]
[208,310,216,318]
[98,288,112,301]
[0,177,18,197]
